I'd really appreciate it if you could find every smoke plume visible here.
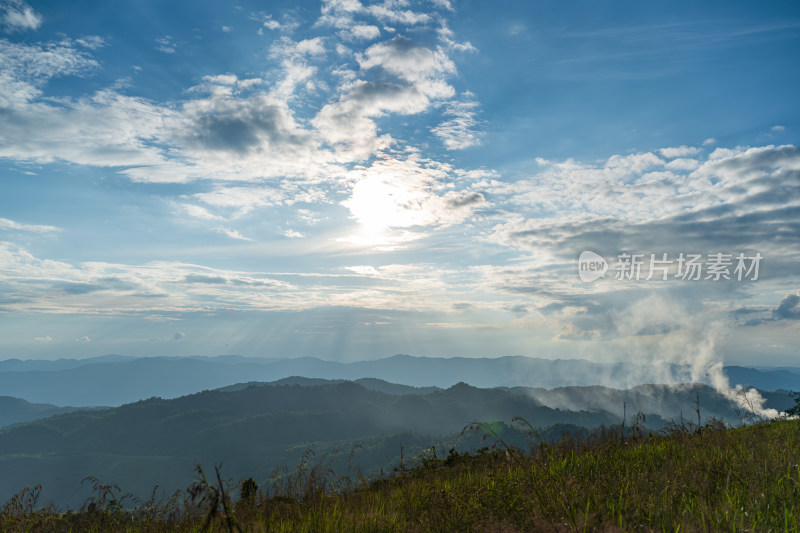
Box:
[612,294,780,420]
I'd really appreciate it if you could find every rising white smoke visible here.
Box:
[611,293,780,420]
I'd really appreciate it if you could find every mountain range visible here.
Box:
[0,373,794,509]
[1,354,798,407]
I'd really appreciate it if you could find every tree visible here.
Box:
[786,391,800,417]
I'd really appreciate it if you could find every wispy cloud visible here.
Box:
[215,227,251,241]
[155,35,175,54]
[431,95,483,149]
[1,0,41,32]
[0,217,59,233]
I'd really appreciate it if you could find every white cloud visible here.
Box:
[318,0,431,29]
[0,241,305,313]
[193,186,286,214]
[0,217,59,233]
[2,0,41,32]
[0,87,172,166]
[357,35,456,99]
[313,80,428,158]
[34,336,53,342]
[0,13,485,230]
[340,24,380,41]
[659,145,701,158]
[270,36,326,59]
[75,336,91,343]
[0,241,476,314]
[263,18,281,30]
[251,12,299,33]
[365,4,431,25]
[75,35,106,50]
[437,22,475,52]
[486,144,800,275]
[431,97,483,149]
[174,331,185,340]
[312,36,460,159]
[345,265,380,276]
[342,154,485,232]
[176,203,225,221]
[284,229,304,238]
[664,157,700,171]
[0,38,98,90]
[216,227,251,241]
[155,36,175,54]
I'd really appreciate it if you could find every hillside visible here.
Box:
[0,377,791,510]
[2,419,797,532]
[0,380,615,509]
[0,397,88,429]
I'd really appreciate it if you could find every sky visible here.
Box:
[0,0,799,366]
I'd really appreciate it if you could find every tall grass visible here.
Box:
[2,418,798,532]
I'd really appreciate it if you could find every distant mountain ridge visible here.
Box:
[0,379,619,509]
[2,376,791,510]
[0,397,92,428]
[0,354,797,406]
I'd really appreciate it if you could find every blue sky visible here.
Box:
[1,0,799,366]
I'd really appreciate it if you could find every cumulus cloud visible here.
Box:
[75,336,91,343]
[314,80,422,158]
[659,145,701,159]
[357,35,456,99]
[773,293,800,320]
[313,35,459,160]
[179,92,306,155]
[664,157,699,171]
[490,144,800,243]
[480,142,800,340]
[340,24,380,41]
[0,9,480,202]
[0,4,492,260]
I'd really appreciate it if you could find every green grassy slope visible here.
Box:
[2,419,798,532]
